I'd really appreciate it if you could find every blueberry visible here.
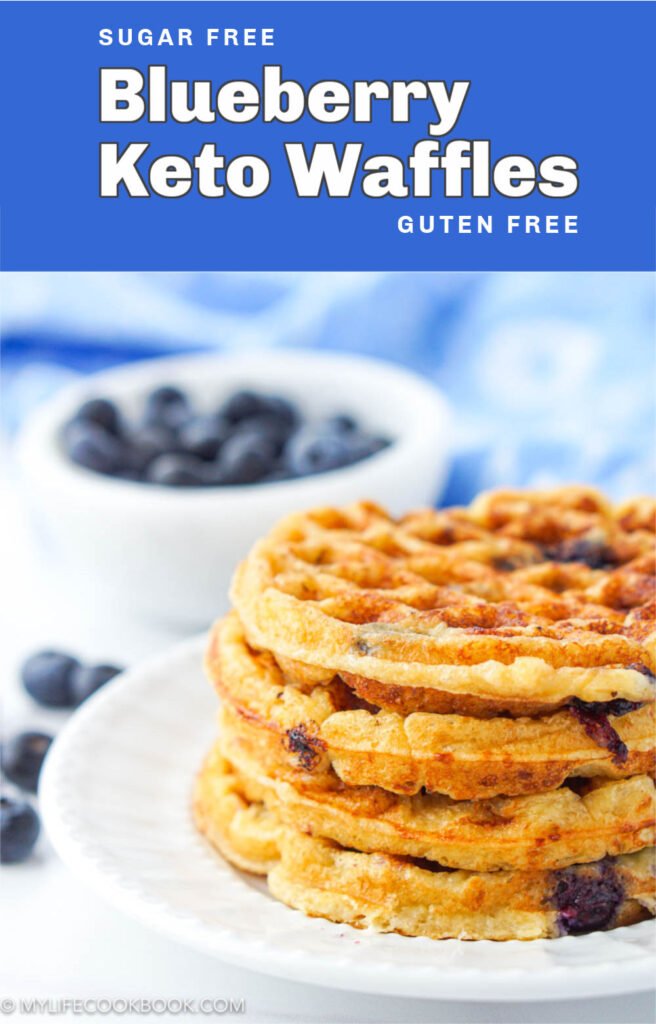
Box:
[545,537,618,571]
[202,461,229,486]
[239,414,295,455]
[117,467,142,481]
[219,390,266,424]
[569,699,629,765]
[218,430,276,484]
[1,732,52,793]
[179,415,230,460]
[129,423,182,473]
[219,389,298,428]
[21,651,79,708]
[552,862,624,935]
[262,466,294,483]
[70,664,122,706]
[145,453,208,487]
[144,386,189,427]
[346,434,391,463]
[627,663,656,684]
[285,724,324,770]
[0,797,40,864]
[258,395,299,430]
[285,427,354,477]
[75,398,122,436]
[324,414,358,434]
[64,421,127,476]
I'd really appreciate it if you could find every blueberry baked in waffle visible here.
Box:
[195,487,656,941]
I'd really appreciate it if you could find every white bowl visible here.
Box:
[17,350,450,628]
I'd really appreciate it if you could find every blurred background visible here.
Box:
[2,267,655,656]
[4,270,655,502]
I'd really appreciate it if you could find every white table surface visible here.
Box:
[1,470,654,1024]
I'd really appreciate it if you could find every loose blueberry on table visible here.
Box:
[0,797,41,864]
[1,732,52,793]
[0,654,126,867]
[20,651,80,708]
[21,651,123,709]
[62,386,391,486]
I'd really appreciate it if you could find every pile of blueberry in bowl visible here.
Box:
[63,386,391,487]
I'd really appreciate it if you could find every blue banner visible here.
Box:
[0,1,654,270]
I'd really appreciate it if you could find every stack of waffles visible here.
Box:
[194,487,656,940]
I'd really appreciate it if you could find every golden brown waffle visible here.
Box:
[215,735,656,872]
[210,614,656,800]
[193,750,656,941]
[231,489,656,715]
[193,749,282,875]
[270,836,655,943]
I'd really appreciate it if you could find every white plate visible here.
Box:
[41,636,656,1002]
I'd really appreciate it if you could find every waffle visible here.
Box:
[214,735,656,872]
[198,488,656,941]
[210,614,656,800]
[193,750,656,941]
[193,748,281,875]
[231,489,655,715]
[271,836,655,943]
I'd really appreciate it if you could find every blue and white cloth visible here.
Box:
[3,271,654,502]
